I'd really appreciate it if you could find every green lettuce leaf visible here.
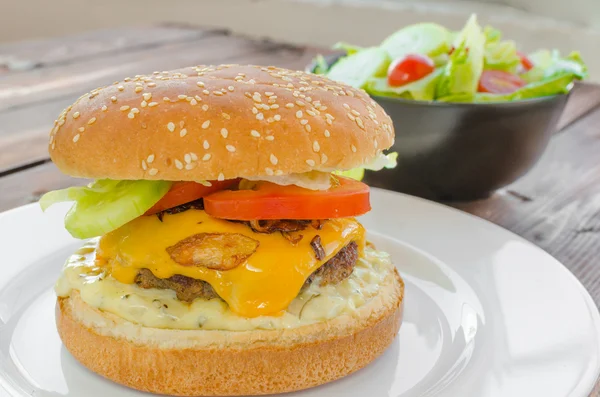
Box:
[326,47,390,88]
[40,180,172,239]
[365,68,443,101]
[332,42,363,55]
[484,40,520,72]
[522,50,587,83]
[436,14,485,97]
[381,22,451,60]
[336,152,398,181]
[311,54,329,75]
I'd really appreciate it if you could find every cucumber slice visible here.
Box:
[326,47,390,89]
[41,179,172,239]
[381,23,451,60]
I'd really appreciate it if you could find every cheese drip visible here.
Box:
[95,210,365,317]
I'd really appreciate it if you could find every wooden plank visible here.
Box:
[0,162,87,211]
[0,26,212,70]
[0,34,274,112]
[452,108,600,306]
[557,82,600,131]
[0,38,303,173]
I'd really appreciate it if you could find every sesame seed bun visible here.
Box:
[56,268,403,396]
[48,64,394,181]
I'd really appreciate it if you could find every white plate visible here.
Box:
[0,188,598,397]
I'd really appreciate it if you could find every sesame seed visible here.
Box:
[163,97,170,102]
[202,120,210,129]
[111,96,117,102]
[270,104,279,109]
[256,113,264,121]
[142,160,147,170]
[167,122,175,132]
[351,145,357,153]
[132,108,139,114]
[325,113,335,120]
[265,167,274,176]
[203,90,210,95]
[120,106,130,111]
[143,93,152,101]
[265,92,274,96]
[141,101,148,108]
[226,145,236,152]
[202,105,209,111]
[185,154,192,164]
[128,112,135,119]
[58,118,65,126]
[148,102,158,107]
[102,105,108,111]
[356,117,365,129]
[343,103,351,110]
[300,119,308,125]
[72,112,80,119]
[147,82,156,87]
[78,127,85,132]
[351,109,360,116]
[135,87,143,93]
[118,86,124,91]
[285,103,294,108]
[221,128,228,138]
[222,113,230,120]
[251,130,261,137]
[87,117,96,125]
[178,95,187,100]
[321,153,328,163]
[306,110,316,117]
[228,86,234,92]
[175,159,183,169]
[180,128,187,137]
[253,93,262,102]
[190,152,198,161]
[296,100,305,107]
[251,107,258,115]
[326,119,333,125]
[265,135,275,141]
[196,81,205,87]
[296,111,303,118]
[306,159,316,166]
[148,168,158,176]
[270,154,278,165]
[274,115,281,121]
[218,173,225,181]
[313,141,320,152]
[72,134,80,143]
[185,163,195,170]
[305,124,311,132]
[213,91,224,96]
[347,113,356,121]
[324,129,331,137]
[203,140,210,149]
[189,99,197,106]
[202,153,211,161]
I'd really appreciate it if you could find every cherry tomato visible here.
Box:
[204,177,371,220]
[387,54,435,87]
[145,180,238,215]
[478,70,527,94]
[517,51,534,71]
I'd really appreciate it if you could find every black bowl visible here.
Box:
[307,54,569,201]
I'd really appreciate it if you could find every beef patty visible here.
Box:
[134,241,359,302]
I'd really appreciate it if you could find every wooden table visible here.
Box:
[1,25,599,395]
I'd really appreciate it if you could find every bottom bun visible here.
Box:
[56,269,404,396]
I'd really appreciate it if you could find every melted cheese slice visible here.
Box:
[97,211,365,317]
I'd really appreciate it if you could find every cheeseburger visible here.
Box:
[42,64,404,396]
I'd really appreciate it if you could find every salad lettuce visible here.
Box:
[312,14,587,103]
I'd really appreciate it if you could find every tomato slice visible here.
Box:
[145,180,238,215]
[478,70,527,94]
[517,51,534,71]
[204,177,370,220]
[387,54,435,87]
